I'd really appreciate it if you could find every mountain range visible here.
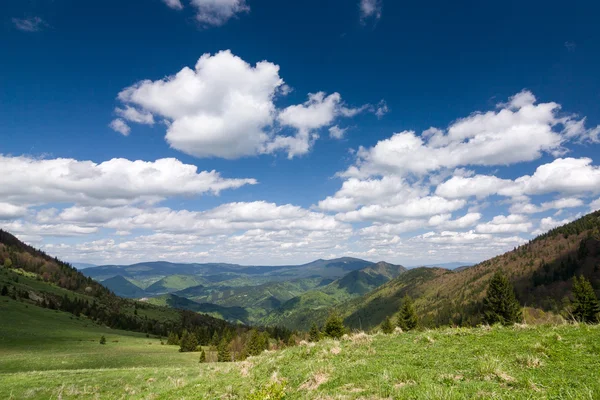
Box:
[3,210,599,333]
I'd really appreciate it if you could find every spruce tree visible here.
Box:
[179,330,199,352]
[572,275,600,323]
[308,322,321,342]
[483,271,522,326]
[1,285,8,296]
[199,348,206,363]
[245,330,264,356]
[323,311,345,339]
[217,338,231,362]
[397,295,418,331]
[381,316,394,334]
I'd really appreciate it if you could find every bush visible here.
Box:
[381,316,394,334]
[247,380,287,400]
[323,312,345,339]
[99,335,106,345]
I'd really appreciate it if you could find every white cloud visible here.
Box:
[591,198,600,212]
[475,214,532,234]
[532,217,572,236]
[117,51,281,158]
[318,176,427,212]
[428,213,482,230]
[360,0,382,22]
[412,230,526,245]
[345,91,596,179]
[436,158,600,203]
[109,119,131,136]
[375,100,389,118]
[514,158,600,196]
[190,0,249,27]
[436,175,514,199]
[163,0,184,10]
[337,196,466,223]
[329,126,347,140]
[116,51,371,159]
[509,197,584,214]
[12,17,46,32]
[115,106,154,125]
[0,155,256,207]
[0,203,27,220]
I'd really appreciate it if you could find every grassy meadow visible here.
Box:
[2,296,600,399]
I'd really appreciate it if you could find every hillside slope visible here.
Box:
[341,211,600,330]
[0,230,244,339]
[101,275,147,298]
[2,321,599,399]
[260,262,407,329]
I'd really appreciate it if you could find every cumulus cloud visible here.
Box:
[0,155,256,207]
[337,196,467,223]
[509,197,584,214]
[475,214,532,234]
[115,51,372,159]
[532,217,572,236]
[0,203,27,220]
[12,17,46,32]
[344,91,597,179]
[438,158,600,201]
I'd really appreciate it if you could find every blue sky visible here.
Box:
[1,0,600,266]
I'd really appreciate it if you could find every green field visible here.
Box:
[2,297,600,399]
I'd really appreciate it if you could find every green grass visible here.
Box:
[0,298,195,375]
[2,299,600,399]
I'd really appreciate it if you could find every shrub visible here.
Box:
[323,312,345,339]
[99,335,106,345]
[381,316,394,334]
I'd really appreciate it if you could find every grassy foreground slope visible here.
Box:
[1,308,599,399]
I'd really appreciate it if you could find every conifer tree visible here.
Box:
[179,330,199,352]
[308,322,321,342]
[100,335,106,345]
[483,271,522,326]
[199,348,206,363]
[245,330,264,356]
[217,338,231,362]
[0,285,7,296]
[572,275,600,323]
[397,295,418,331]
[211,331,220,346]
[381,316,394,334]
[323,311,345,339]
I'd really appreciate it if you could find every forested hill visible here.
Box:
[0,230,249,341]
[338,211,600,330]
